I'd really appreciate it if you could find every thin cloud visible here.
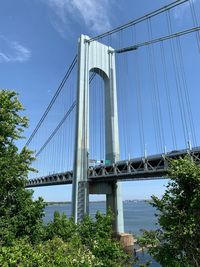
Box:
[45,0,112,36]
[173,0,197,20]
[0,36,31,63]
[69,0,111,33]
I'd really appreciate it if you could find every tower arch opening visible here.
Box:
[89,70,105,166]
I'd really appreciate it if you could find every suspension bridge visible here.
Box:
[25,0,200,234]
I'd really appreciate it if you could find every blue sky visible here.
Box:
[1,0,200,201]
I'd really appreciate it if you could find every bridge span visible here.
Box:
[26,147,200,188]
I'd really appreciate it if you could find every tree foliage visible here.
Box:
[0,210,130,267]
[138,157,200,267]
[0,237,102,267]
[0,90,45,245]
[42,211,130,267]
[0,90,131,266]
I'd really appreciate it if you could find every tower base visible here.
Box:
[115,233,135,254]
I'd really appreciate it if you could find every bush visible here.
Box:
[139,157,200,267]
[43,211,130,267]
[0,212,131,267]
[0,237,102,267]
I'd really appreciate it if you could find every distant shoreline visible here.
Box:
[45,199,150,205]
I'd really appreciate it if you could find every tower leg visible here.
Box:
[77,181,89,221]
[72,35,90,222]
[106,182,124,234]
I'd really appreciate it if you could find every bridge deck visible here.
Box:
[26,147,200,188]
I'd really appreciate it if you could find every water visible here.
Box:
[44,200,161,266]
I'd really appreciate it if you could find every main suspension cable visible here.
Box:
[115,26,200,54]
[89,0,189,42]
[35,101,76,157]
[25,55,77,147]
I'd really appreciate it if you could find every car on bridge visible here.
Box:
[89,159,111,167]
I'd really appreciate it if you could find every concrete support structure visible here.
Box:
[72,35,124,233]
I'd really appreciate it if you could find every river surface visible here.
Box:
[44,201,161,266]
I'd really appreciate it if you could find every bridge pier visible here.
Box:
[89,181,124,233]
[89,181,133,250]
[106,182,124,233]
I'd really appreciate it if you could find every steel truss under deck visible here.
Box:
[26,147,200,188]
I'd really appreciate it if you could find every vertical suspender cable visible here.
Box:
[160,41,177,149]
[189,0,200,52]
[123,36,130,157]
[132,27,145,156]
[99,39,102,161]
[148,19,165,152]
[176,36,197,146]
[117,30,126,159]
[90,75,93,160]
[121,30,128,158]
[166,11,188,146]
[146,44,159,152]
[147,19,162,152]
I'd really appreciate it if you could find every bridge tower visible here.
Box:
[72,35,124,234]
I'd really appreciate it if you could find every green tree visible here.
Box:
[77,212,129,267]
[0,89,131,267]
[0,90,45,245]
[138,157,200,267]
[45,211,130,267]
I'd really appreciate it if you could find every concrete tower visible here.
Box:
[72,35,124,233]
